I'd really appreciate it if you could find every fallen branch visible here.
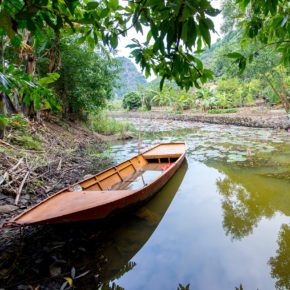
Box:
[10,158,23,172]
[15,171,30,205]
[57,158,62,171]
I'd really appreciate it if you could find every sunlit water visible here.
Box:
[1,119,289,289]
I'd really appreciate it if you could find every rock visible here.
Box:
[0,205,19,213]
[83,174,93,179]
[49,263,62,277]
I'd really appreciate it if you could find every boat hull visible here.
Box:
[1,143,186,227]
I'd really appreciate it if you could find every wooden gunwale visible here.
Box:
[1,143,186,228]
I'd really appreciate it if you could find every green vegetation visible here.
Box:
[162,110,183,114]
[207,108,238,114]
[0,0,289,140]
[5,114,44,151]
[87,112,133,135]
[122,92,142,111]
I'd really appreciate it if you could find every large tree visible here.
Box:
[0,0,219,90]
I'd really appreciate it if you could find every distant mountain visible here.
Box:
[114,57,147,97]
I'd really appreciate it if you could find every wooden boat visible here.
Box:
[1,143,186,228]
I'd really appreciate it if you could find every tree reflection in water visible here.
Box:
[216,177,272,240]
[268,224,290,290]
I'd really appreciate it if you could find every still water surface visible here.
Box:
[107,119,290,290]
[1,119,289,289]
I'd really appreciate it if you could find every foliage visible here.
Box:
[9,134,44,151]
[55,37,120,115]
[0,0,219,90]
[191,108,202,113]
[87,112,133,135]
[6,114,28,131]
[220,0,289,75]
[0,64,61,112]
[138,87,160,111]
[268,224,290,290]
[162,110,183,114]
[122,91,142,110]
[207,108,238,114]
[152,82,196,110]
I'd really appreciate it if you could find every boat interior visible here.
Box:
[70,143,185,192]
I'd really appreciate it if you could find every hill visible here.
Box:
[114,57,147,97]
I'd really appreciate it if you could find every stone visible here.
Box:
[0,205,18,213]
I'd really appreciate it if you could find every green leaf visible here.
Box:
[238,57,246,74]
[181,21,188,42]
[38,73,60,85]
[199,19,211,47]
[109,0,118,10]
[75,36,86,46]
[110,34,118,49]
[224,52,244,58]
[86,1,99,10]
[160,76,166,91]
[11,36,22,48]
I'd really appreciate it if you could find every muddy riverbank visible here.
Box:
[111,109,289,129]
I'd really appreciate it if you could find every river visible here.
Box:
[1,119,289,289]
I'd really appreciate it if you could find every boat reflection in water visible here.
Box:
[99,159,188,285]
[0,160,188,289]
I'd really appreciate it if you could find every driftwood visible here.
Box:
[15,171,30,205]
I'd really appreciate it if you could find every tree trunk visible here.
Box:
[4,93,17,114]
[48,36,60,73]
[0,92,5,139]
[22,30,35,118]
[263,73,289,112]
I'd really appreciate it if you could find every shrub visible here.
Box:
[207,108,238,114]
[87,112,133,135]
[163,110,182,114]
[122,91,142,110]
[191,108,201,113]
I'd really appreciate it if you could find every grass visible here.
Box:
[191,108,202,113]
[87,111,134,135]
[162,110,183,114]
[207,108,238,114]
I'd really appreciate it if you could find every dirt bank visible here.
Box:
[111,108,289,130]
[0,117,129,233]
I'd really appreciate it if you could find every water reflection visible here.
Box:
[99,160,188,285]
[268,224,290,290]
[0,160,187,289]
[211,162,290,241]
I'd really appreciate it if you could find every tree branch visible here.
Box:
[117,0,147,36]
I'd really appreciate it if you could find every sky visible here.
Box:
[116,0,223,81]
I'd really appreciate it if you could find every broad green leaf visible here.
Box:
[38,73,60,85]
[109,0,119,10]
[199,20,211,47]
[224,52,244,58]
[110,34,118,49]
[86,1,99,10]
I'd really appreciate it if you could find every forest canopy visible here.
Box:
[0,0,289,132]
